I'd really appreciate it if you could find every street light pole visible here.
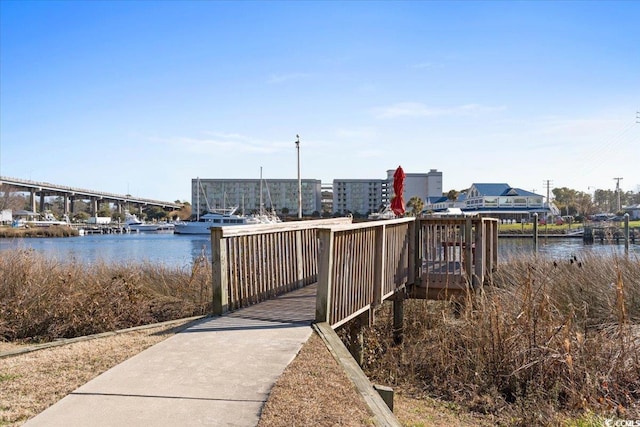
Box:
[296,134,302,219]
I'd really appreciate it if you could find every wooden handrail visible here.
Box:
[316,218,414,328]
[211,217,352,315]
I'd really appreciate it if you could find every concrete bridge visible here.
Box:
[0,176,182,216]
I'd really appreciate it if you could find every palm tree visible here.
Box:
[407,196,425,217]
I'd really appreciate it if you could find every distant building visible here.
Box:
[387,168,443,201]
[1,209,12,225]
[193,178,322,216]
[196,168,443,218]
[332,179,387,216]
[623,204,640,220]
[424,183,558,221]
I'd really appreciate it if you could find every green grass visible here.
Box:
[499,220,640,234]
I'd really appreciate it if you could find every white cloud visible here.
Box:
[154,133,284,155]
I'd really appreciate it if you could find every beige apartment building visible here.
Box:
[192,178,322,216]
[193,168,442,217]
[332,169,443,216]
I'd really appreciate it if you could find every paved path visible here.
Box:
[25,285,317,427]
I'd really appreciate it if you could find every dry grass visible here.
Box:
[3,248,639,426]
[0,249,211,342]
[356,253,640,426]
[0,321,191,426]
[258,332,374,427]
[0,226,78,238]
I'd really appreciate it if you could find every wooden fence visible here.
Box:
[315,218,415,329]
[211,218,352,315]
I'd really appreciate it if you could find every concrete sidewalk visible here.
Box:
[25,285,317,427]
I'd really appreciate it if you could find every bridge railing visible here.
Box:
[210,218,352,315]
[315,218,415,329]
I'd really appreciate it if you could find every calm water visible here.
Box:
[0,232,212,269]
[499,237,640,260]
[1,233,638,269]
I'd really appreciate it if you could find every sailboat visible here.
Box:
[246,168,282,224]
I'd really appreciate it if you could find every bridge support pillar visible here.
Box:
[39,193,45,213]
[63,195,70,215]
[91,198,98,216]
[30,190,37,213]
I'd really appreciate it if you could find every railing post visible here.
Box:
[533,213,539,254]
[373,224,386,307]
[464,217,473,285]
[393,290,404,345]
[316,228,334,324]
[211,228,229,315]
[295,230,304,288]
[624,213,630,255]
[407,219,416,286]
[474,218,484,288]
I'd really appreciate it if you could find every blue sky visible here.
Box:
[1,1,638,202]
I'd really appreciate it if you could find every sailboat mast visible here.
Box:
[196,177,200,221]
[260,167,264,214]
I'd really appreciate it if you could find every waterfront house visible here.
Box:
[424,183,558,222]
[624,204,640,220]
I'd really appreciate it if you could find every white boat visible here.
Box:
[368,205,396,220]
[173,207,249,234]
[245,167,282,225]
[125,213,175,232]
[12,211,71,227]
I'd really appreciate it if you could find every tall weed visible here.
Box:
[357,253,640,425]
[0,249,212,342]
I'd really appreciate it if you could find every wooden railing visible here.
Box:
[315,218,415,329]
[413,216,499,300]
[210,215,499,329]
[211,218,352,315]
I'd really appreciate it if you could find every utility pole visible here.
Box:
[614,177,623,212]
[542,179,553,218]
[296,135,302,219]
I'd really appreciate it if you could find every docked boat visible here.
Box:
[368,205,396,220]
[173,207,249,234]
[125,213,175,232]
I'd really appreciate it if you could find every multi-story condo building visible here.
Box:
[192,178,322,216]
[332,168,443,216]
[194,168,443,218]
[332,179,387,216]
[387,168,443,200]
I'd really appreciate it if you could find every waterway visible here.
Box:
[0,233,638,269]
[0,232,211,269]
